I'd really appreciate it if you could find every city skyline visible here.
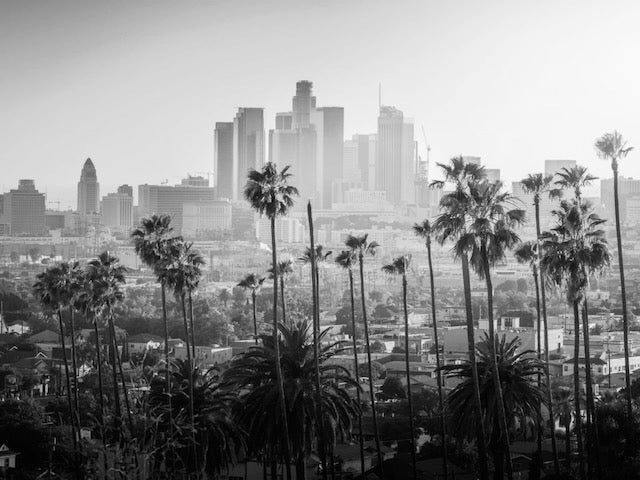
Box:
[3,1,640,207]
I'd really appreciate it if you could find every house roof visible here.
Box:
[0,349,38,365]
[128,333,163,344]
[27,329,60,343]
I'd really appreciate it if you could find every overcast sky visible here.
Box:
[2,0,640,208]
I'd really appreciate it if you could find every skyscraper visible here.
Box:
[2,180,46,236]
[77,158,100,214]
[101,187,133,233]
[214,122,234,200]
[233,108,264,201]
[138,178,216,235]
[291,80,316,129]
[310,106,344,208]
[376,106,415,204]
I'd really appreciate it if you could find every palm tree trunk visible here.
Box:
[280,277,287,324]
[92,315,108,478]
[582,300,602,479]
[348,269,366,477]
[402,275,417,480]
[533,267,543,472]
[270,215,292,480]
[359,253,384,476]
[307,202,327,480]
[68,308,82,450]
[427,240,449,480]
[612,163,633,420]
[565,419,571,469]
[572,300,586,480]
[160,281,171,395]
[57,308,79,457]
[461,254,489,480]
[180,293,197,466]
[252,291,259,344]
[106,308,122,435]
[481,249,513,480]
[188,291,196,358]
[536,198,560,474]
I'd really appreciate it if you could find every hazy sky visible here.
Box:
[3,0,640,208]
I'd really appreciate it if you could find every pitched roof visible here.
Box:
[27,329,60,343]
[128,333,163,344]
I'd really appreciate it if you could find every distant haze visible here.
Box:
[2,0,640,208]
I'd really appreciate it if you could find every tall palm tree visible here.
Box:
[87,252,135,435]
[244,162,299,479]
[413,219,449,479]
[345,233,384,476]
[520,172,561,473]
[552,385,574,469]
[441,334,545,480]
[237,273,266,344]
[514,241,550,469]
[131,214,179,393]
[335,249,366,477]
[223,320,359,480]
[181,242,205,358]
[432,157,490,480]
[382,254,417,480]
[165,239,199,454]
[33,264,79,456]
[300,201,333,480]
[541,199,611,480]
[554,165,596,204]
[459,179,525,480]
[595,131,634,420]
[268,259,294,324]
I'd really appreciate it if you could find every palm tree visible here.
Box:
[345,233,384,475]
[595,131,634,420]
[268,259,294,324]
[131,214,179,393]
[237,273,266,344]
[413,219,449,479]
[244,162,299,479]
[552,385,574,469]
[181,242,205,358]
[223,320,359,480]
[441,334,545,480]
[459,180,525,480]
[87,252,135,436]
[300,201,333,480]
[541,199,611,480]
[554,165,596,204]
[165,240,199,455]
[33,264,79,456]
[335,249,365,476]
[432,157,490,480]
[156,360,244,477]
[381,254,417,480]
[520,172,561,473]
[515,241,557,471]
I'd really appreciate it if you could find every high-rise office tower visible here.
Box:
[310,106,344,208]
[214,122,234,200]
[601,176,640,223]
[485,168,501,183]
[102,186,133,232]
[233,108,264,201]
[77,158,100,215]
[376,106,415,204]
[292,80,316,129]
[138,177,216,235]
[2,180,46,236]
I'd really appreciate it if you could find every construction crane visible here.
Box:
[194,171,215,187]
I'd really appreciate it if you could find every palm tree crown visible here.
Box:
[237,273,266,292]
[554,165,597,202]
[243,162,299,218]
[595,130,633,171]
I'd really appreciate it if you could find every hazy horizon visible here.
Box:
[3,0,640,208]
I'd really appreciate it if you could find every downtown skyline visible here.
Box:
[3,0,640,206]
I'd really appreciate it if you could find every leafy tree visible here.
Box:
[381,376,406,399]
